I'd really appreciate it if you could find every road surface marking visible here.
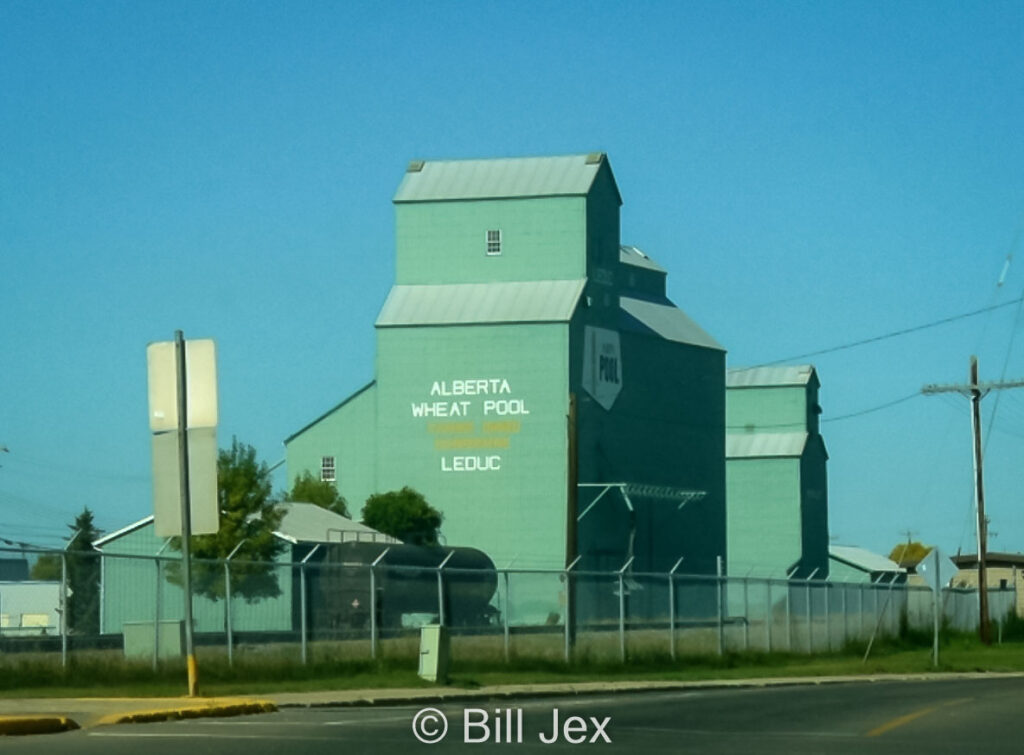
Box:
[867,697,973,737]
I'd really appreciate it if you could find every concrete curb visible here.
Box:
[273,671,1024,709]
[94,699,277,726]
[0,716,80,737]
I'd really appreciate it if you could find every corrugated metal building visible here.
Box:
[95,502,397,635]
[286,153,727,623]
[726,365,829,578]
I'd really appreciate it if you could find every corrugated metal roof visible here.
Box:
[726,432,808,458]
[285,381,376,444]
[619,245,666,273]
[830,545,903,574]
[94,505,399,549]
[620,297,724,351]
[726,365,816,388]
[274,502,399,545]
[376,279,586,327]
[394,153,614,202]
[93,515,155,548]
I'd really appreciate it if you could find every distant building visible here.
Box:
[0,557,29,581]
[726,366,829,578]
[951,552,1024,617]
[0,582,60,636]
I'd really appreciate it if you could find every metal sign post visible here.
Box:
[147,331,218,698]
[174,331,199,697]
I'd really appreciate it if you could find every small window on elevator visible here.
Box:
[486,229,502,256]
[320,456,336,482]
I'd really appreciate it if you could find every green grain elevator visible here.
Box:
[286,153,726,623]
[725,366,829,578]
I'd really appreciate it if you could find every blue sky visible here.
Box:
[2,1,1023,562]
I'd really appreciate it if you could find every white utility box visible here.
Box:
[417,624,450,682]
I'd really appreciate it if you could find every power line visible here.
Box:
[755,295,1023,367]
[822,392,922,423]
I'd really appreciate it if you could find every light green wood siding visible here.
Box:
[395,197,587,284]
[726,458,803,577]
[285,383,378,514]
[375,323,570,570]
[727,385,807,433]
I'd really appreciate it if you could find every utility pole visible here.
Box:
[895,529,916,568]
[922,356,1024,645]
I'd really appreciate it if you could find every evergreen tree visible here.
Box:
[66,507,101,634]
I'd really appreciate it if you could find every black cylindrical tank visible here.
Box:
[309,542,497,632]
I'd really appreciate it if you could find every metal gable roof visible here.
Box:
[620,297,724,351]
[830,545,903,574]
[95,506,398,550]
[375,279,586,327]
[726,432,808,459]
[285,381,376,444]
[619,245,666,273]
[393,153,618,203]
[274,502,398,545]
[727,365,817,388]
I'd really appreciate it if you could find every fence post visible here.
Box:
[370,547,389,661]
[618,556,634,662]
[786,580,793,651]
[669,557,684,661]
[873,582,879,636]
[859,582,865,638]
[805,569,817,654]
[152,539,172,671]
[60,552,68,668]
[716,556,724,657]
[824,580,831,652]
[742,570,751,651]
[436,551,454,627]
[300,545,321,665]
[564,556,580,664]
[224,540,245,667]
[503,570,511,663]
[225,561,232,665]
[153,559,162,670]
[841,581,848,647]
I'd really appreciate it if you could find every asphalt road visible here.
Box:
[4,677,1023,754]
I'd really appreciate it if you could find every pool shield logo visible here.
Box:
[582,326,622,411]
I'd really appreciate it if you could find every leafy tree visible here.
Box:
[289,470,348,517]
[362,487,443,546]
[30,553,61,581]
[168,438,286,603]
[888,541,932,568]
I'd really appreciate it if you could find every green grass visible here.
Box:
[4,633,1024,699]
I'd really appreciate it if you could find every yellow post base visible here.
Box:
[187,654,199,697]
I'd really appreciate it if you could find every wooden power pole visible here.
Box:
[922,356,1024,644]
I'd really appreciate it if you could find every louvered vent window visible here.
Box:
[320,456,336,482]
[486,229,502,256]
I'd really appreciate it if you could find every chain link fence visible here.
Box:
[0,545,1016,667]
